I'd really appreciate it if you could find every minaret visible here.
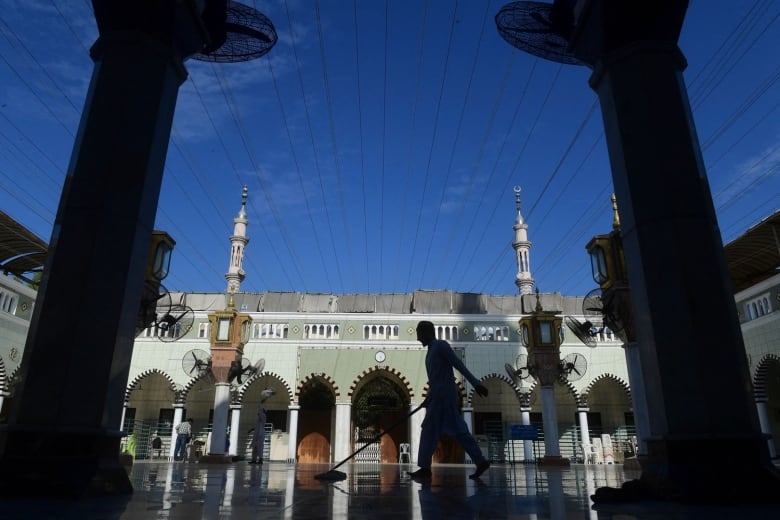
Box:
[226,186,250,294]
[513,186,534,294]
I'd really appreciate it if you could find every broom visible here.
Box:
[314,404,424,481]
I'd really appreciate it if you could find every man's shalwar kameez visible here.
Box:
[417,338,488,469]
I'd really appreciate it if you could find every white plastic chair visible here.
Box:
[399,443,411,464]
[581,442,594,464]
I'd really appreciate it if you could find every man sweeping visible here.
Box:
[409,320,490,480]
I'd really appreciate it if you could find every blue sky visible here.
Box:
[0,0,778,297]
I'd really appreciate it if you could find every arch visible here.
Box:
[419,379,467,406]
[753,354,780,400]
[469,372,535,405]
[582,373,632,406]
[237,371,293,403]
[125,369,177,402]
[0,357,6,392]
[296,372,340,401]
[180,371,217,403]
[348,366,414,401]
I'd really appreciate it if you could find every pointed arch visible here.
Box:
[237,371,293,403]
[348,366,414,401]
[125,369,178,402]
[296,372,340,401]
[582,373,632,406]
[753,354,780,400]
[0,357,6,392]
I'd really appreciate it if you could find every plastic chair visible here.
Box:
[399,443,411,464]
[580,442,594,464]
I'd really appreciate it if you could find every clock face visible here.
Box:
[375,351,386,363]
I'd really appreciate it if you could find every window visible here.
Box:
[744,293,772,321]
[252,323,289,339]
[0,289,18,314]
[474,324,508,342]
[303,323,339,339]
[363,324,400,340]
[198,322,211,339]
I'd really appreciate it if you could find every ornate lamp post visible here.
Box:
[586,195,648,467]
[520,289,569,466]
[201,293,252,462]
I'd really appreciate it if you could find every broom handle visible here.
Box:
[328,403,424,473]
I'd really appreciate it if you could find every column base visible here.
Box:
[538,456,570,467]
[198,454,234,464]
[0,428,132,498]
[592,436,780,504]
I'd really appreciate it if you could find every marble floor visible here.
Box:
[1,461,780,519]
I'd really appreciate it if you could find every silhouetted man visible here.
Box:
[409,320,490,480]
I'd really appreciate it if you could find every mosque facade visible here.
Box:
[0,196,777,467]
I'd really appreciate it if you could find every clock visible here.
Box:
[375,351,386,363]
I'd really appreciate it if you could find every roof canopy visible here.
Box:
[0,211,47,279]
[724,209,780,293]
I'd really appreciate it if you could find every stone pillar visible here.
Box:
[287,404,300,463]
[207,383,230,456]
[462,407,474,463]
[229,404,241,457]
[571,0,780,500]
[334,402,351,463]
[540,386,561,458]
[623,341,650,456]
[410,402,425,465]
[520,406,533,462]
[756,399,777,459]
[119,402,128,431]
[170,405,184,460]
[578,407,590,462]
[0,1,206,498]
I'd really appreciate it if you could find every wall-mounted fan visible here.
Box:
[136,282,171,335]
[505,353,533,386]
[558,352,587,383]
[157,304,195,342]
[228,357,265,385]
[495,1,584,66]
[182,348,212,378]
[583,288,603,317]
[193,1,277,63]
[565,316,597,347]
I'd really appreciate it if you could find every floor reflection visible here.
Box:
[1,461,779,519]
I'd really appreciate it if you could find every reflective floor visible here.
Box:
[2,461,780,519]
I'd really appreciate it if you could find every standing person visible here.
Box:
[409,320,490,480]
[249,402,267,464]
[173,418,193,461]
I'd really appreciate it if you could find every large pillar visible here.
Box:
[540,386,561,458]
[577,407,590,462]
[334,402,351,463]
[570,0,780,500]
[229,404,241,457]
[287,404,300,463]
[756,399,777,459]
[410,402,425,465]
[462,407,474,463]
[623,341,650,457]
[170,405,184,460]
[0,2,204,496]
[520,406,533,462]
[208,383,231,456]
